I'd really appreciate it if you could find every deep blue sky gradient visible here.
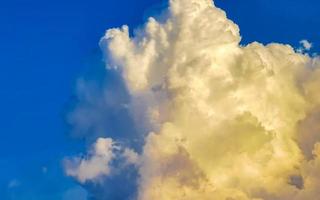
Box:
[0,0,319,199]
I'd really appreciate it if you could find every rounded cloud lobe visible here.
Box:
[66,0,320,199]
[65,138,116,183]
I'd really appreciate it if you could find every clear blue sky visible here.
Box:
[0,0,319,199]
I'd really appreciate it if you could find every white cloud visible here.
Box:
[65,137,139,183]
[67,0,320,199]
[300,39,313,50]
[64,138,116,183]
[122,148,140,166]
[297,39,313,53]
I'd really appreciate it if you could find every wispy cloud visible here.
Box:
[8,179,20,188]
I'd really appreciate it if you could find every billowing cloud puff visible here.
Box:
[67,0,320,199]
[65,138,116,183]
[298,39,313,53]
[65,137,139,183]
[300,39,313,51]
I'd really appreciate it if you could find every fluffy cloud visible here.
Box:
[297,39,313,54]
[65,138,116,183]
[65,137,139,184]
[300,39,313,51]
[67,0,320,199]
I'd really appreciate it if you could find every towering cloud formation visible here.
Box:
[66,0,320,199]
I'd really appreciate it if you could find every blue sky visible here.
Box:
[0,0,319,199]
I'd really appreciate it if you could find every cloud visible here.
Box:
[64,138,116,183]
[297,39,313,53]
[67,77,137,140]
[300,39,313,50]
[64,137,139,184]
[122,148,140,166]
[66,0,320,199]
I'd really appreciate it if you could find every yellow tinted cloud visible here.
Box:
[98,0,320,199]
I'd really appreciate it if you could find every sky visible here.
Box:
[0,0,320,199]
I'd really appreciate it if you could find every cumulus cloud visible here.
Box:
[65,137,139,183]
[297,39,313,53]
[300,39,313,50]
[65,138,116,183]
[122,148,140,166]
[67,0,320,199]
